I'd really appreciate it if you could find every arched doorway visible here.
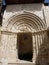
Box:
[2,11,46,62]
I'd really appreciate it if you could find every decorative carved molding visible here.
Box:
[4,11,46,32]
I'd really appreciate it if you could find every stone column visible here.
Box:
[0,26,1,45]
[0,26,1,59]
[1,58,8,65]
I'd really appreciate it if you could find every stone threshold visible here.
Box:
[8,62,35,65]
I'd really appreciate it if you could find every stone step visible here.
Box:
[0,62,35,65]
[8,63,35,65]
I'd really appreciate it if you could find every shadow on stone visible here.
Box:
[35,30,49,65]
[0,13,2,26]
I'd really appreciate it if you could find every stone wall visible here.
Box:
[0,3,49,65]
[44,6,49,27]
[1,34,17,63]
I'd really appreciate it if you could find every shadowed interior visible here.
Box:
[6,0,44,4]
[17,33,33,62]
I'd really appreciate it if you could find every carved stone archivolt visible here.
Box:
[5,12,46,32]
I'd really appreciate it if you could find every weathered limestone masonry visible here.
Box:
[0,3,49,65]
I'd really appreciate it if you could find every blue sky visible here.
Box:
[44,0,49,3]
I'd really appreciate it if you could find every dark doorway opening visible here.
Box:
[17,32,33,62]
